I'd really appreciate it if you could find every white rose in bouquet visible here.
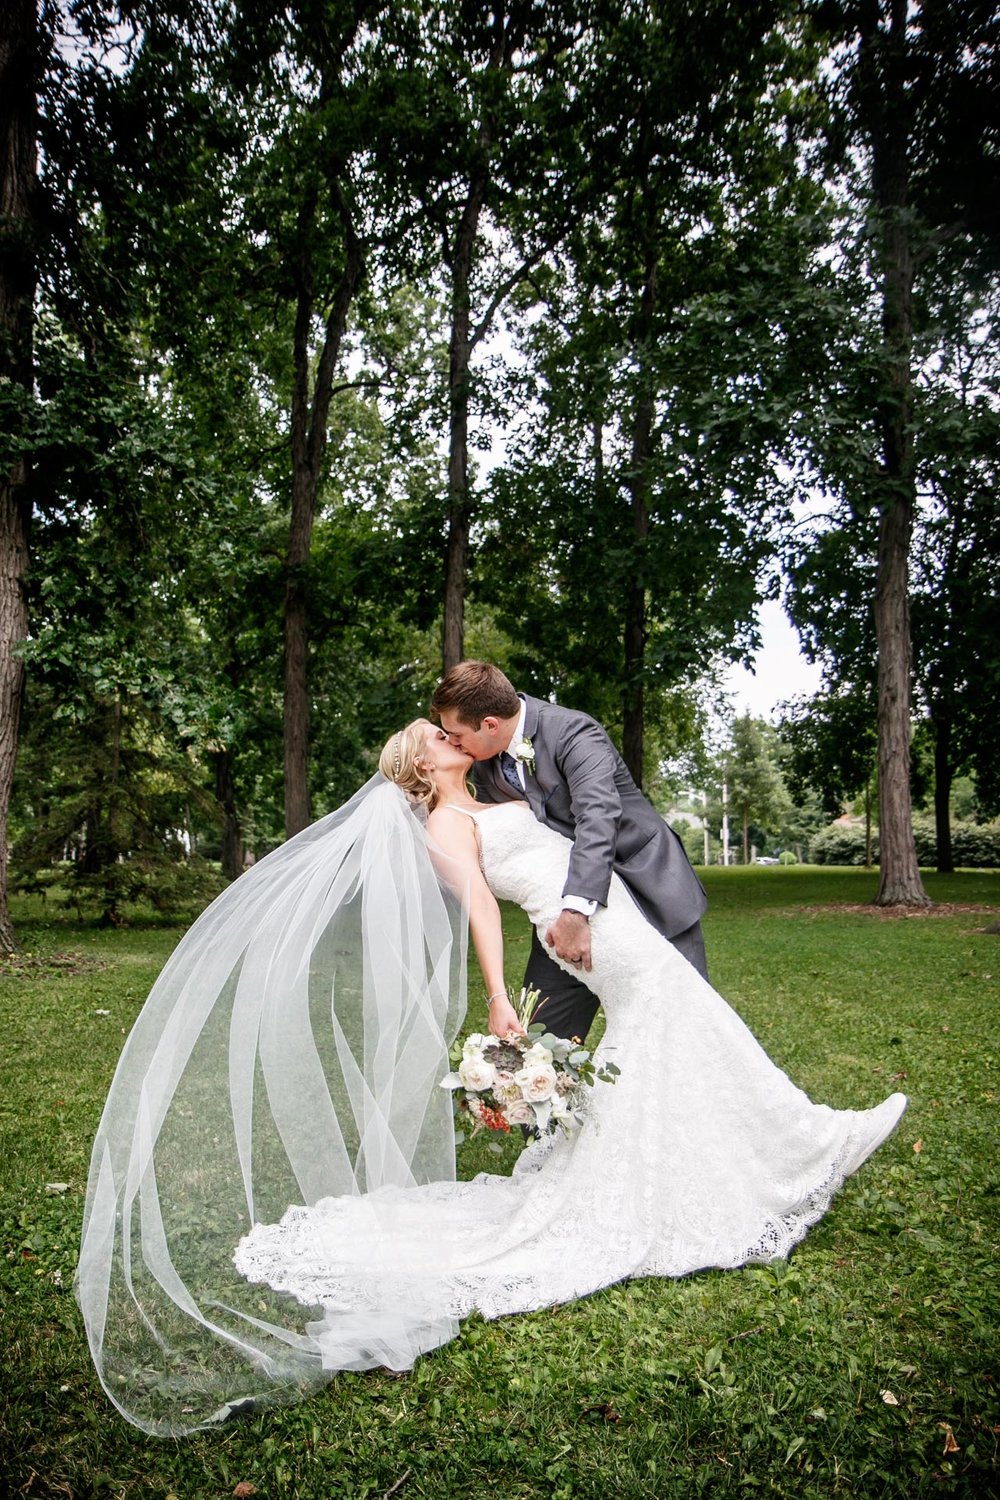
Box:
[514,1061,558,1103]
[458,1054,497,1092]
[504,1098,536,1126]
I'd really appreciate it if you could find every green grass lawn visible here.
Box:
[1,867,997,1498]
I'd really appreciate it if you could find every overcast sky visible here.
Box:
[721,600,823,721]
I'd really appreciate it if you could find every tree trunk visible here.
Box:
[283,445,312,836]
[742,811,750,866]
[875,489,927,901]
[441,5,528,672]
[932,715,954,874]
[443,182,481,672]
[214,747,245,881]
[861,0,931,906]
[622,244,658,787]
[283,184,364,838]
[0,0,37,953]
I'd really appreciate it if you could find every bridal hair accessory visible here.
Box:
[391,732,402,779]
[77,776,469,1436]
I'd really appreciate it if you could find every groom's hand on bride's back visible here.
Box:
[544,911,593,973]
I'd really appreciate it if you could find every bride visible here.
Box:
[77,719,906,1436]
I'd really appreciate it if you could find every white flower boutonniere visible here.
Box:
[512,736,536,777]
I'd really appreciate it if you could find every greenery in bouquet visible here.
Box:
[440,987,620,1143]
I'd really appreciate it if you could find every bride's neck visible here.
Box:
[433,769,474,805]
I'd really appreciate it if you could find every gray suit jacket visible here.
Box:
[471,695,707,940]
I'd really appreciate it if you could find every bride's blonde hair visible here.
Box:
[378,719,441,811]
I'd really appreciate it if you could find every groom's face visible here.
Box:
[439,711,506,762]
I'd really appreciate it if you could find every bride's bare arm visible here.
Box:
[426,809,525,1037]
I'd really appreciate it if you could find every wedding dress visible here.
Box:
[234,802,907,1369]
[78,783,905,1435]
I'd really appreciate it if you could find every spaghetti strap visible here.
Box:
[441,804,479,820]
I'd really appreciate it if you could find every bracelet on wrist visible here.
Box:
[485,991,507,1007]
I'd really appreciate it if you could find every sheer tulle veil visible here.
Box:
[76,775,469,1435]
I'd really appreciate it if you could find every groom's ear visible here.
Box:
[481,715,500,736]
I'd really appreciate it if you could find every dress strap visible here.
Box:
[441,804,479,820]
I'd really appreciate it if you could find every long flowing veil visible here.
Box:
[76,776,468,1435]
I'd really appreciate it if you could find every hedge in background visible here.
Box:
[808,820,1000,867]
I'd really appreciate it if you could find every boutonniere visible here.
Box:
[512,736,535,776]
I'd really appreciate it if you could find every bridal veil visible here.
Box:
[76,777,468,1435]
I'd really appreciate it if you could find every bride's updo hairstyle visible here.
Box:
[379,718,440,810]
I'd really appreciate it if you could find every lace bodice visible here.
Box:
[450,802,674,990]
[458,802,569,915]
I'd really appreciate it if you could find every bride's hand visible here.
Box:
[488,995,526,1039]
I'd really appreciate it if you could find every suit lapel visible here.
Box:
[476,697,545,812]
[518,696,546,818]
[475,756,521,804]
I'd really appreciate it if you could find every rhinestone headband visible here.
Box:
[392,733,402,780]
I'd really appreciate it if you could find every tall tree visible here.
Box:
[479,0,826,783]
[408,0,585,670]
[814,0,1000,902]
[857,0,927,903]
[0,0,38,951]
[910,276,1000,867]
[275,5,371,835]
[724,712,789,864]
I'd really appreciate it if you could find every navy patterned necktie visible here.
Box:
[499,751,524,795]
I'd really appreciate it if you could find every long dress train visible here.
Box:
[234,802,907,1370]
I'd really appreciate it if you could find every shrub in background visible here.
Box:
[808,824,876,866]
[809,819,1000,867]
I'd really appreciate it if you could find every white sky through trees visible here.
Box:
[722,601,822,721]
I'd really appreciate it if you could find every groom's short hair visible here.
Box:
[430,661,520,727]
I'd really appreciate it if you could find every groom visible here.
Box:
[430,661,708,1043]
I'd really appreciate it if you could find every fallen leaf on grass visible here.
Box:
[881,1390,899,1406]
[45,1183,70,1194]
[912,1139,923,1153]
[938,1423,960,1455]
[580,1402,621,1423]
[233,1485,258,1498]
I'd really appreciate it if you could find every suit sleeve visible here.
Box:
[555,718,622,907]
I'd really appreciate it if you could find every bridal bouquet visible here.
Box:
[440,987,619,1141]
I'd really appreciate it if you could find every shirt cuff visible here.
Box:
[562,895,599,918]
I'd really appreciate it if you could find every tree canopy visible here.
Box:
[0,0,996,942]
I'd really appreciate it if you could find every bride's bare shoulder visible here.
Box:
[426,803,476,839]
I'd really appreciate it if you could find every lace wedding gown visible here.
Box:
[234,803,906,1370]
